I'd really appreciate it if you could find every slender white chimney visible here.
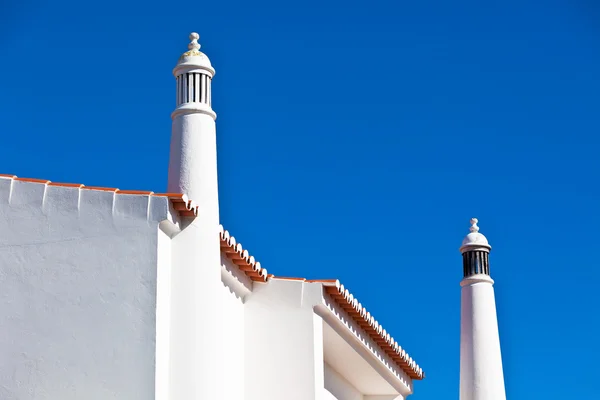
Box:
[168,32,218,206]
[459,218,506,400]
[165,33,223,400]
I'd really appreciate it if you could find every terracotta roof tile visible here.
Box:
[14,177,50,184]
[154,193,187,199]
[47,182,84,188]
[219,225,268,282]
[154,193,197,217]
[81,186,120,192]
[317,279,424,380]
[118,190,154,195]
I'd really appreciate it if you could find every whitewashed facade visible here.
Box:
[0,33,425,400]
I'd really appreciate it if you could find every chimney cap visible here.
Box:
[174,32,214,76]
[460,218,491,253]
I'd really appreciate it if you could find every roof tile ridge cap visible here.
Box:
[0,174,17,178]
[331,281,424,378]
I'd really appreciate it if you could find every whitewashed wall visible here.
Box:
[324,362,363,400]
[323,356,405,400]
[244,279,325,400]
[155,228,173,400]
[219,255,248,399]
[0,177,418,400]
[0,179,170,400]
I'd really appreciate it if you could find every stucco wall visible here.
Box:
[0,177,417,400]
[155,228,172,400]
[0,179,170,400]
[324,362,363,400]
[244,279,325,400]
[219,255,246,399]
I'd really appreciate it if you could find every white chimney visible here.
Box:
[459,218,507,400]
[168,32,218,211]
[165,33,224,400]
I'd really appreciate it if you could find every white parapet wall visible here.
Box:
[0,178,171,400]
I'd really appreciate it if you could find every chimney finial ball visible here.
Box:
[470,218,479,233]
[188,32,201,51]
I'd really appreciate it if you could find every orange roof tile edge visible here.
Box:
[289,277,424,380]
[0,174,198,217]
[118,190,154,195]
[219,225,269,282]
[155,193,197,216]
[14,177,50,184]
[81,186,120,192]
[48,182,84,188]
[320,279,424,380]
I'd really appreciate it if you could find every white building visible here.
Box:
[0,33,425,400]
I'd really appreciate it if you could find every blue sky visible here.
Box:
[2,0,599,398]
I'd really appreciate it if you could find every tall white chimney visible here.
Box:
[459,218,507,400]
[165,33,223,400]
[168,32,218,209]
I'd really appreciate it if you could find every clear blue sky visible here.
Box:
[2,0,599,398]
